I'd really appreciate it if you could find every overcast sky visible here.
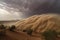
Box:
[0,0,60,21]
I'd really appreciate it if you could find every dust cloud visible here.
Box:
[15,13,60,33]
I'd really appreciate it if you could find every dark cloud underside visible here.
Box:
[0,0,60,18]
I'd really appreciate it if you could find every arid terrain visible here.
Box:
[0,14,60,40]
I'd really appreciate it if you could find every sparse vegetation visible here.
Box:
[57,32,60,38]
[9,25,16,32]
[23,29,27,32]
[42,30,57,40]
[57,32,60,35]
[23,29,33,36]
[26,29,33,36]
[0,24,6,37]
[0,24,6,29]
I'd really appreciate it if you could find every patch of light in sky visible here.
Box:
[0,8,22,21]
[0,2,23,21]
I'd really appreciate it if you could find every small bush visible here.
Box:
[0,24,6,29]
[9,25,16,32]
[57,32,60,35]
[23,30,27,32]
[57,32,60,38]
[42,30,57,40]
[26,29,33,36]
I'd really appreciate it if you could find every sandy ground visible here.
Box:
[5,30,42,40]
[0,30,59,40]
[0,30,60,40]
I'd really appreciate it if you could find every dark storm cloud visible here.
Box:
[0,0,60,18]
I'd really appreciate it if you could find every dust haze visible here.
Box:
[15,14,60,33]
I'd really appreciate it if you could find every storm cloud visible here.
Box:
[0,0,60,18]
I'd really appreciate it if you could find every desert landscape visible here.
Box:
[0,14,60,40]
[0,0,60,40]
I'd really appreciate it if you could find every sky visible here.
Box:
[0,0,60,21]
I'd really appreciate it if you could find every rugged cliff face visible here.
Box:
[15,14,60,33]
